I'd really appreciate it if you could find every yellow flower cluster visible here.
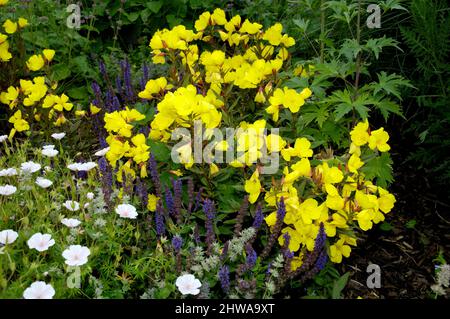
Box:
[149,84,223,143]
[1,6,68,139]
[1,17,28,62]
[104,107,150,179]
[1,76,72,138]
[242,120,396,267]
[144,8,306,125]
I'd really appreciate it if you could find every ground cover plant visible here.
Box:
[1,0,449,300]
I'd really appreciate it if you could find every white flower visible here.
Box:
[84,203,90,209]
[21,161,42,174]
[0,168,18,177]
[115,204,138,219]
[43,144,55,150]
[0,184,17,196]
[86,192,95,200]
[67,162,97,172]
[63,200,80,211]
[0,135,8,143]
[35,177,53,189]
[41,147,59,158]
[0,229,19,244]
[23,281,55,299]
[94,147,110,157]
[61,218,81,228]
[27,233,55,252]
[51,133,66,140]
[62,245,90,266]
[175,274,202,295]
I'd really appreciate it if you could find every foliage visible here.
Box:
[0,1,411,300]
[399,0,450,185]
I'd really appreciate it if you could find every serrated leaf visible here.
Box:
[372,72,414,100]
[374,98,404,121]
[360,152,394,188]
[364,36,401,59]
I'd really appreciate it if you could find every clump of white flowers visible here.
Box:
[431,264,450,296]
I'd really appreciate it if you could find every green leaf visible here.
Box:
[51,63,71,81]
[147,1,163,13]
[360,152,394,188]
[125,12,140,23]
[405,220,417,229]
[71,56,91,75]
[371,72,414,101]
[373,98,404,121]
[329,89,353,121]
[67,86,89,100]
[364,36,401,59]
[380,222,394,231]
[147,140,171,162]
[332,272,350,299]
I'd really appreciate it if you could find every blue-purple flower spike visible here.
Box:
[203,199,216,254]
[252,203,264,230]
[155,200,166,237]
[218,265,230,294]
[245,244,257,269]
[172,235,183,253]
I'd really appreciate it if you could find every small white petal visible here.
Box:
[0,229,19,244]
[51,133,66,140]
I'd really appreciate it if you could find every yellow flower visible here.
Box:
[368,128,391,152]
[52,94,73,111]
[266,134,286,153]
[138,77,170,99]
[283,158,311,184]
[350,120,370,146]
[0,38,12,62]
[26,54,45,71]
[0,0,10,6]
[265,211,277,227]
[209,163,219,175]
[106,137,131,167]
[9,110,29,132]
[43,49,55,62]
[147,194,159,212]
[239,19,262,34]
[90,103,101,115]
[128,133,150,164]
[298,198,321,224]
[263,23,283,46]
[355,209,374,231]
[3,19,17,34]
[18,18,28,28]
[194,12,211,32]
[281,137,313,161]
[211,8,227,25]
[4,86,19,109]
[317,162,344,185]
[348,154,364,173]
[244,170,261,204]
[278,227,302,252]
[329,238,352,263]
[378,187,396,213]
